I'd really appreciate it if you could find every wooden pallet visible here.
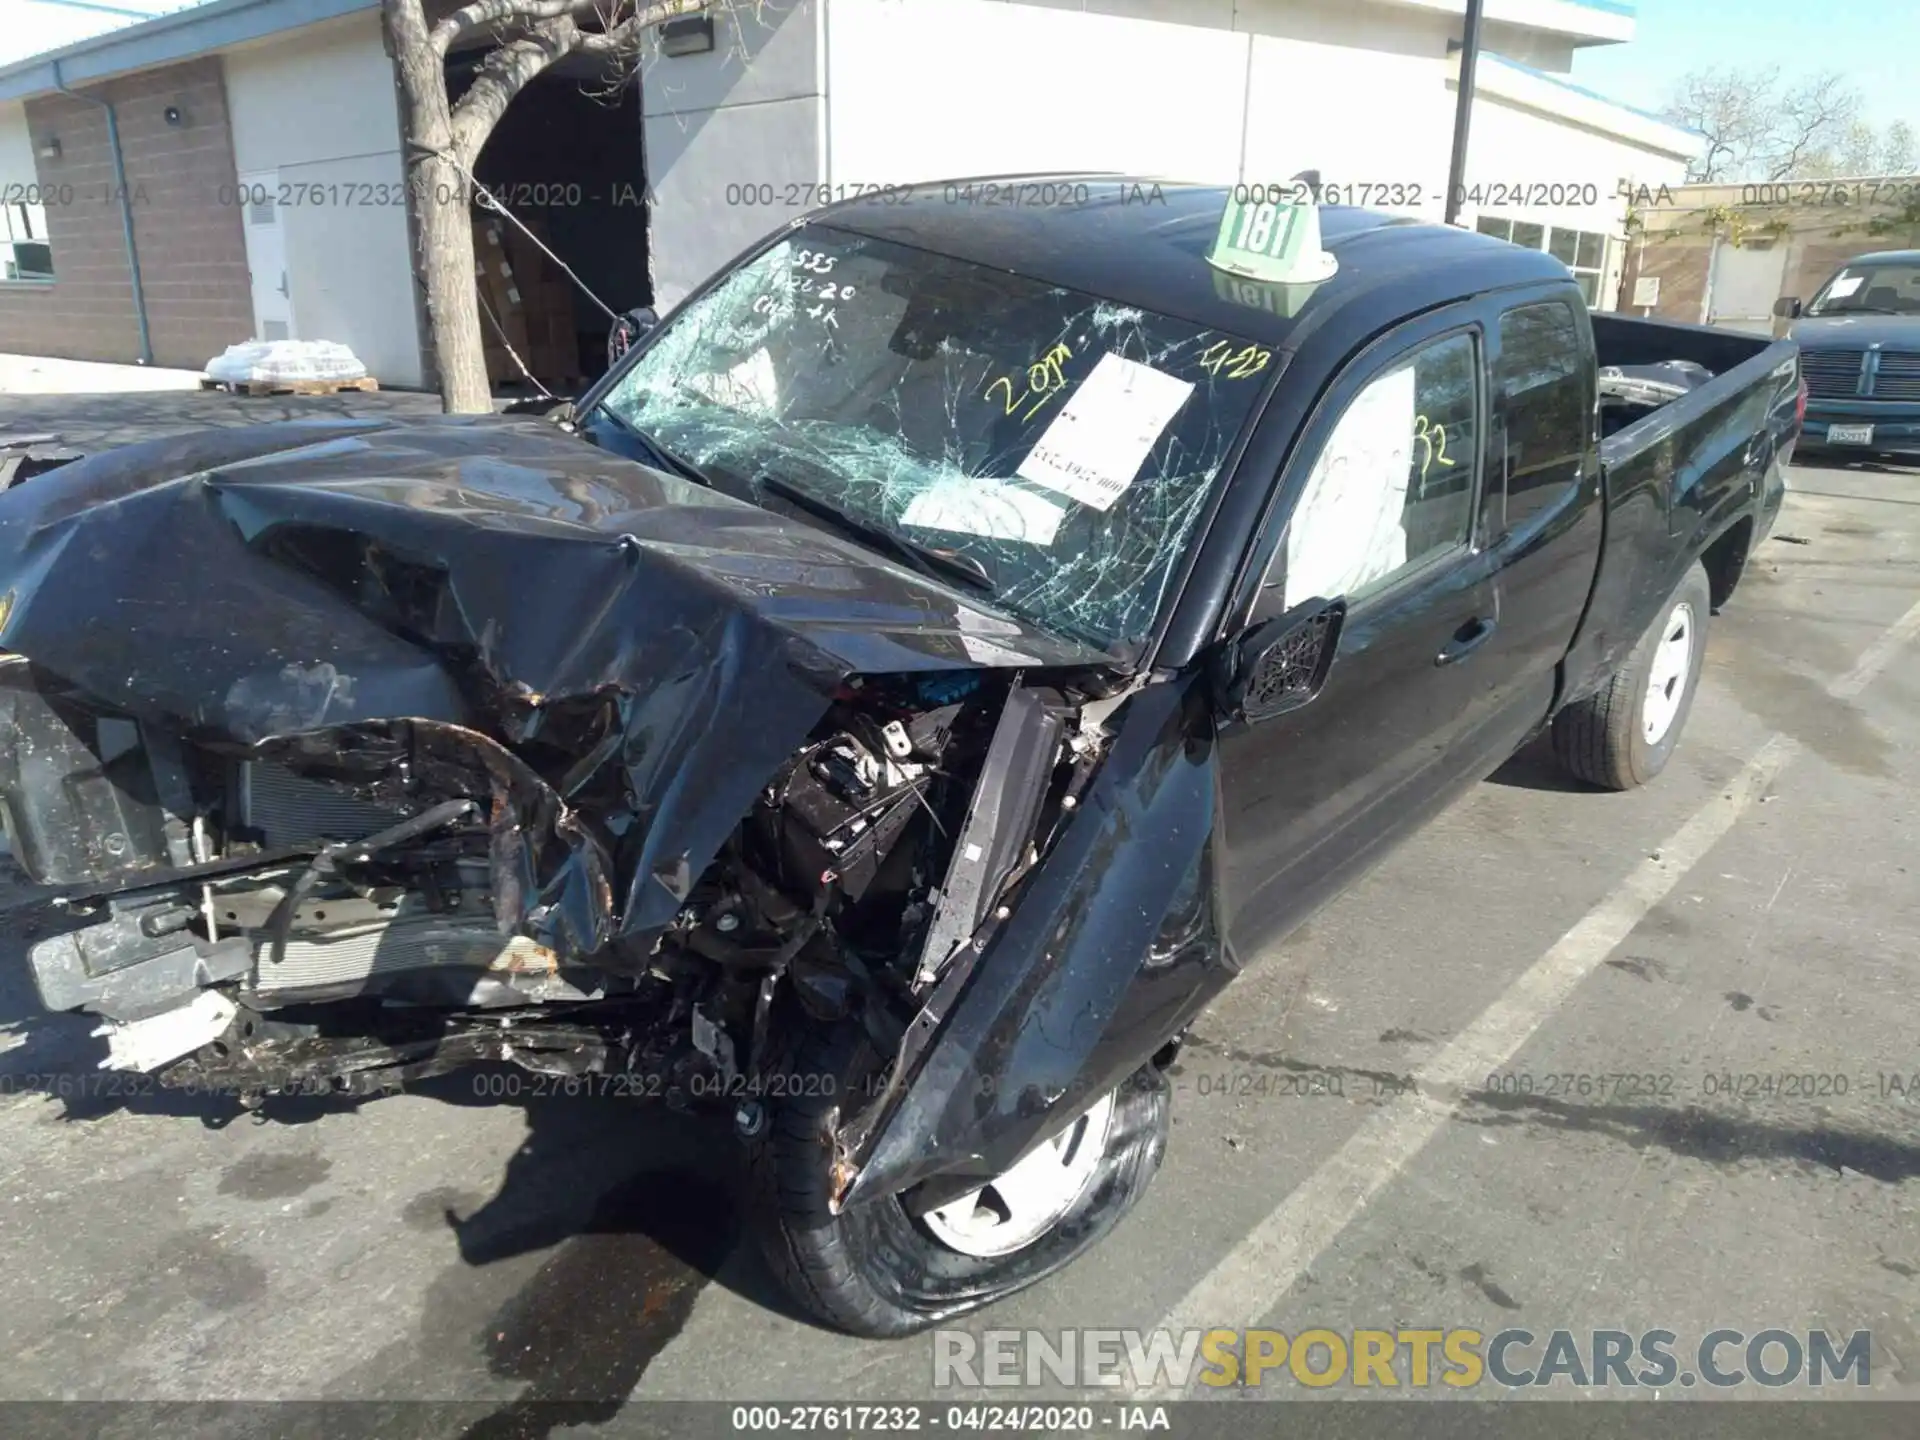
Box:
[200,375,380,397]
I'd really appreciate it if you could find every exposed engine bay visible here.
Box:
[1,657,1110,1109]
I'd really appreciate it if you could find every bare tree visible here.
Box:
[1662,67,1876,184]
[1766,72,1864,180]
[382,0,711,413]
[1883,120,1918,176]
[1664,66,1778,184]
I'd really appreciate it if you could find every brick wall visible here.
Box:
[0,57,254,369]
[1619,233,1714,324]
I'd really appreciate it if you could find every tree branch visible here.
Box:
[575,0,708,54]
[448,21,578,166]
[431,0,593,56]
[1764,72,1861,181]
[432,0,712,57]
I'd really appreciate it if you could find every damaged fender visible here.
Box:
[841,675,1233,1209]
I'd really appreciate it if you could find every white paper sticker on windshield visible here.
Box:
[1015,353,1195,511]
[1828,274,1865,299]
[900,477,1065,545]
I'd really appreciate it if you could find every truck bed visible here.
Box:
[1561,313,1801,708]
[1592,313,1782,442]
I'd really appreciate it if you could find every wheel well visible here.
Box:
[1701,518,1754,611]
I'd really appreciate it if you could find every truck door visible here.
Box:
[1214,311,1538,960]
[1481,291,1605,727]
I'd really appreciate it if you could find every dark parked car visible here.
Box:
[1776,248,1920,460]
[0,183,1801,1337]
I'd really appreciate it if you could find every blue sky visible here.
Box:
[1573,0,1920,133]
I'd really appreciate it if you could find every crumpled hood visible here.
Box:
[0,414,1109,954]
[1790,315,1920,351]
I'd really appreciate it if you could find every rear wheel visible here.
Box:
[1552,562,1711,790]
[750,1022,1170,1337]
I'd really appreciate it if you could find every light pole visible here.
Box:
[1443,0,1487,227]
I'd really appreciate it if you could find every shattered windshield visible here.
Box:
[596,225,1272,652]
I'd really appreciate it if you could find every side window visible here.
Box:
[1266,330,1481,614]
[1496,301,1589,533]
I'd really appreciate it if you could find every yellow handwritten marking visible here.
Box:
[985,343,1074,421]
[1198,340,1272,380]
[1412,414,1456,483]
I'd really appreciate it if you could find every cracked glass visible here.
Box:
[597,225,1270,653]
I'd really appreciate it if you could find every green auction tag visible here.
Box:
[1208,195,1338,285]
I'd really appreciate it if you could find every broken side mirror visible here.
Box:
[1773,296,1802,319]
[1214,597,1346,724]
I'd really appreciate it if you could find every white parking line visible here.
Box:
[1139,592,1920,1398]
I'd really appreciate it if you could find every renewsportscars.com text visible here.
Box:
[932,1327,1872,1390]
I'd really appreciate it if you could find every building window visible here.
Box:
[1477,216,1607,306]
[1,202,54,281]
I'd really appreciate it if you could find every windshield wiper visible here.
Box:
[588,404,717,488]
[754,473,996,594]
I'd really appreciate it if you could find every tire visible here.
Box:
[1552,561,1711,791]
[750,1021,1171,1337]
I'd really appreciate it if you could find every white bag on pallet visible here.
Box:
[204,340,367,384]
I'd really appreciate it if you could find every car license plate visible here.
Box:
[1827,423,1875,445]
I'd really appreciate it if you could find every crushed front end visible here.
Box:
[0,416,1229,1223]
[2,645,1133,1105]
[0,420,1115,1109]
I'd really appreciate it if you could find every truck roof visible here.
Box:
[817,175,1574,348]
[1839,249,1920,265]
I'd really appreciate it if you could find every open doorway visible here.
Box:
[445,48,651,396]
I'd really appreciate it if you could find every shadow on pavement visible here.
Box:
[357,1075,808,1436]
[1484,730,1599,794]
[1461,1086,1920,1183]
[436,1092,773,1440]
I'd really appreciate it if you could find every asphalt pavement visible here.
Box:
[1,444,1917,1437]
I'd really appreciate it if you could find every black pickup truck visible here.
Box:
[0,184,1800,1337]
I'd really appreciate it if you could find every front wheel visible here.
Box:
[1551,561,1711,790]
[749,1023,1170,1337]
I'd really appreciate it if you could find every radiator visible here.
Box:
[243,761,417,850]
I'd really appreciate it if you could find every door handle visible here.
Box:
[1436,616,1497,666]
